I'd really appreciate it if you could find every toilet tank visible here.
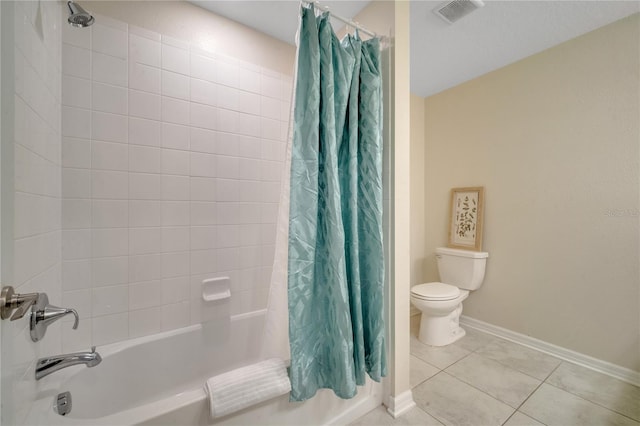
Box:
[436,247,489,291]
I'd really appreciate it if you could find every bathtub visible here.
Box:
[26,310,382,425]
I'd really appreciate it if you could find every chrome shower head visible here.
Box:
[67,1,94,28]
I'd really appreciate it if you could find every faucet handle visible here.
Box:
[0,286,39,320]
[30,294,81,342]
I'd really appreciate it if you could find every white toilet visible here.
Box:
[411,247,489,346]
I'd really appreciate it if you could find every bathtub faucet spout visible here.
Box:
[36,346,102,380]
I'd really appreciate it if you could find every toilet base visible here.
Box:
[417,303,466,346]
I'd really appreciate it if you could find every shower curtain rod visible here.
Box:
[302,0,378,38]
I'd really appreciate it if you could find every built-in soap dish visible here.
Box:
[202,277,231,302]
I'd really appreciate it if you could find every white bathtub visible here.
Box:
[26,310,382,425]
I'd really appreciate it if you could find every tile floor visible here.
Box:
[352,315,640,426]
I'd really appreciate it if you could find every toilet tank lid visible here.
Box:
[436,247,489,259]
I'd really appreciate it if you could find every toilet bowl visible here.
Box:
[411,248,488,346]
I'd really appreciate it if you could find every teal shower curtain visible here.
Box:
[287,5,386,401]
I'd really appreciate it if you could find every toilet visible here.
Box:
[411,247,489,346]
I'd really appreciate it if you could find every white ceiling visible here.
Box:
[191,1,640,98]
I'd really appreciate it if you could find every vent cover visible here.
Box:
[433,0,485,24]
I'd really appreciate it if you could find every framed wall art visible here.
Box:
[448,187,485,251]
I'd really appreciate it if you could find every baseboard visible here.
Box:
[460,315,640,387]
[384,389,416,418]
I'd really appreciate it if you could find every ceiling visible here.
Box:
[191,1,640,98]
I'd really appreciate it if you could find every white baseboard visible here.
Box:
[384,389,416,418]
[460,315,640,387]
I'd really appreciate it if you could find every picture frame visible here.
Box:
[448,187,485,251]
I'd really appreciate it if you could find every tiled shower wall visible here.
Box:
[8,1,62,424]
[61,14,291,351]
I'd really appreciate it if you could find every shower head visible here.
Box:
[67,1,94,28]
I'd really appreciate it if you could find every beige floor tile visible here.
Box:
[475,339,561,380]
[350,405,443,426]
[411,335,471,369]
[452,327,498,352]
[445,353,542,408]
[503,411,545,426]
[546,362,640,421]
[413,372,514,426]
[520,383,639,426]
[410,355,440,388]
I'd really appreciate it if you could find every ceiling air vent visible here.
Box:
[433,0,485,24]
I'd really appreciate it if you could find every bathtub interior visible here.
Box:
[57,313,265,420]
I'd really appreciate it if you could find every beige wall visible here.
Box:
[87,1,295,75]
[419,14,639,371]
[410,94,426,287]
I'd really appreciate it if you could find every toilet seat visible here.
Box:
[411,282,460,301]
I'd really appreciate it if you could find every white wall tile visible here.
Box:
[92,200,128,228]
[261,74,282,99]
[62,44,90,79]
[62,168,91,198]
[92,285,129,317]
[62,75,90,108]
[129,145,162,174]
[92,257,129,287]
[129,62,161,94]
[216,133,240,157]
[129,90,161,120]
[260,96,280,120]
[161,252,189,278]
[217,85,238,111]
[62,137,91,168]
[92,82,128,115]
[62,106,90,139]
[129,281,162,310]
[190,53,216,82]
[92,23,128,59]
[129,227,162,255]
[162,70,190,100]
[162,123,189,150]
[162,175,190,201]
[161,201,190,226]
[161,149,189,175]
[162,227,190,253]
[190,249,217,275]
[190,152,216,177]
[92,141,128,171]
[92,52,127,87]
[130,33,161,67]
[129,254,162,282]
[217,60,239,88]
[162,44,189,75]
[162,97,189,125]
[129,173,162,200]
[62,229,92,260]
[63,23,91,49]
[217,225,240,248]
[92,312,129,345]
[161,277,189,304]
[129,200,162,227]
[190,78,217,106]
[237,67,261,94]
[190,128,216,154]
[92,228,128,257]
[129,117,161,147]
[216,155,239,179]
[238,158,261,181]
[63,259,92,291]
[239,91,260,116]
[161,301,189,331]
[215,179,239,202]
[190,226,216,250]
[92,111,128,143]
[92,170,128,199]
[190,103,217,130]
[190,177,216,201]
[129,306,163,338]
[62,199,91,229]
[217,109,238,133]
[190,202,216,226]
